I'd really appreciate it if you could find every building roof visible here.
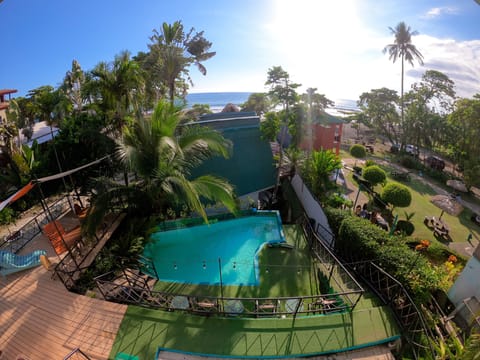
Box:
[15,121,60,147]
[192,112,276,196]
[0,89,18,96]
[313,111,345,125]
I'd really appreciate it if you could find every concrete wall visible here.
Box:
[448,256,480,325]
[290,174,334,246]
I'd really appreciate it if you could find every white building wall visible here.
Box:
[448,255,480,326]
[290,174,334,246]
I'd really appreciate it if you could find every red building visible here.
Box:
[0,89,17,112]
[300,112,344,155]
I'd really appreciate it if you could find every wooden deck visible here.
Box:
[0,255,127,359]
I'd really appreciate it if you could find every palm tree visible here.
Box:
[147,21,216,104]
[88,51,144,135]
[383,22,424,146]
[83,100,238,235]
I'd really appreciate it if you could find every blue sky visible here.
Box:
[1,0,480,101]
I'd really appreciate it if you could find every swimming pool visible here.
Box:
[143,211,285,286]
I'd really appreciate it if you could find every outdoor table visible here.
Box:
[171,295,189,310]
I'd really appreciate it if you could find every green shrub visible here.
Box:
[382,183,412,208]
[0,207,15,225]
[399,155,421,169]
[334,214,444,303]
[396,220,415,235]
[363,165,387,186]
[350,144,366,159]
[365,159,376,167]
[323,207,351,237]
[325,193,352,209]
[423,166,451,183]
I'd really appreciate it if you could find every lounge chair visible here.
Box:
[74,203,89,220]
[43,221,82,255]
[0,249,47,277]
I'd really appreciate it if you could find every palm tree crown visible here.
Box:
[383,22,424,145]
[84,100,238,235]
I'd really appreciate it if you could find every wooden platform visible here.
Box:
[0,265,127,359]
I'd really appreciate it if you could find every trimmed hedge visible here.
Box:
[324,207,446,303]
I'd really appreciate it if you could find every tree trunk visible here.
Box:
[400,55,405,148]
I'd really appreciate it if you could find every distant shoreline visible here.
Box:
[186,92,359,113]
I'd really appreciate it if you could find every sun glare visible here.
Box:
[263,0,384,98]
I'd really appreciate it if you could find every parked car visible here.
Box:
[405,144,419,156]
[390,143,400,153]
[426,156,445,171]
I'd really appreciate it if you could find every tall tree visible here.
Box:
[147,21,216,104]
[358,88,400,145]
[241,93,271,115]
[61,59,86,113]
[301,88,334,151]
[403,70,455,149]
[448,95,480,188]
[83,100,238,235]
[383,21,424,145]
[265,66,300,112]
[88,51,144,135]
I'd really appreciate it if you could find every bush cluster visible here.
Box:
[324,207,446,303]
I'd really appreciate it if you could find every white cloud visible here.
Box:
[194,1,480,102]
[422,7,458,19]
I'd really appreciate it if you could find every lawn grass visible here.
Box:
[341,152,480,269]
[375,162,480,246]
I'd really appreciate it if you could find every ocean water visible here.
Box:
[186,92,251,112]
[186,92,358,113]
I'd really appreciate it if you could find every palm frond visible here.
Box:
[191,175,239,215]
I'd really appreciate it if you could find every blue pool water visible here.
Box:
[143,213,285,286]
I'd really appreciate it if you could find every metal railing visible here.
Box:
[54,212,124,290]
[94,215,364,318]
[0,195,73,253]
[313,219,436,359]
[95,269,361,318]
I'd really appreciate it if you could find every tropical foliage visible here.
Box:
[301,150,342,196]
[83,100,238,235]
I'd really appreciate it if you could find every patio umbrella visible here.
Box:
[447,179,468,193]
[430,194,464,219]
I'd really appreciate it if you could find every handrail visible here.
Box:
[302,213,435,358]
[0,195,72,253]
[346,260,436,359]
[94,272,362,318]
[94,215,364,318]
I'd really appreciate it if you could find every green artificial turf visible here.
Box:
[110,303,400,359]
[110,222,400,359]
